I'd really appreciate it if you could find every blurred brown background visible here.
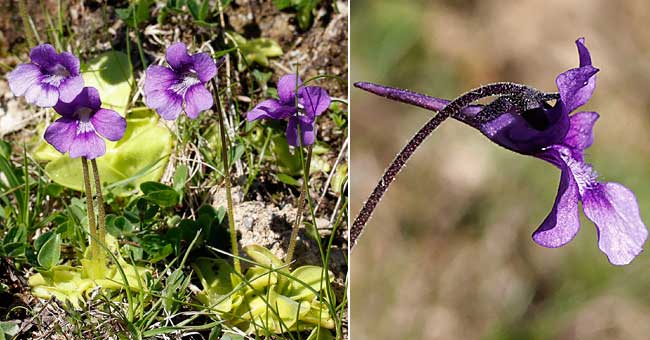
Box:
[350,0,650,339]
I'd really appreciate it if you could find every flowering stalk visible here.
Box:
[285,145,313,264]
[91,159,106,251]
[244,71,331,262]
[286,71,309,264]
[210,78,241,274]
[350,82,547,249]
[80,157,99,262]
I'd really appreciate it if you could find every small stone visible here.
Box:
[243,216,254,230]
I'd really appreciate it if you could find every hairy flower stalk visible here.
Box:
[82,158,107,278]
[210,78,241,274]
[286,145,313,264]
[286,72,311,265]
[351,82,554,249]
[80,157,100,267]
[91,159,106,252]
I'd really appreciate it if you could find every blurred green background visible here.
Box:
[350,0,650,339]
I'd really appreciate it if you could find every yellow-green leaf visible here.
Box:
[275,292,311,327]
[287,265,333,300]
[192,258,240,312]
[244,244,285,268]
[245,266,278,291]
[306,327,334,340]
[229,31,283,70]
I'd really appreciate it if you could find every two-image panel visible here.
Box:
[4,0,650,339]
[0,1,347,339]
[351,0,650,339]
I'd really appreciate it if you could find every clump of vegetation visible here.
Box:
[0,1,347,339]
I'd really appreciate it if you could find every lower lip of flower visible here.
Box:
[558,148,599,195]
[74,107,94,125]
[76,121,95,134]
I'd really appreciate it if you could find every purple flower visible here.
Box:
[476,39,646,265]
[44,87,126,160]
[144,42,218,120]
[7,44,84,107]
[246,74,331,146]
[355,38,647,265]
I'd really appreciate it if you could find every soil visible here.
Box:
[212,185,347,277]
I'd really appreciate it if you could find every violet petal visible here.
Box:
[68,130,106,159]
[7,63,42,97]
[576,37,592,67]
[57,75,84,103]
[152,90,183,120]
[44,117,77,154]
[184,84,213,119]
[81,87,102,110]
[144,66,184,120]
[532,148,581,247]
[192,53,217,83]
[555,65,599,113]
[166,43,193,71]
[246,99,282,121]
[299,86,331,118]
[271,105,297,120]
[24,82,58,107]
[277,74,302,104]
[286,116,315,147]
[57,51,81,76]
[91,108,126,141]
[563,111,599,159]
[145,65,179,94]
[582,183,648,265]
[29,44,57,68]
[54,87,102,116]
